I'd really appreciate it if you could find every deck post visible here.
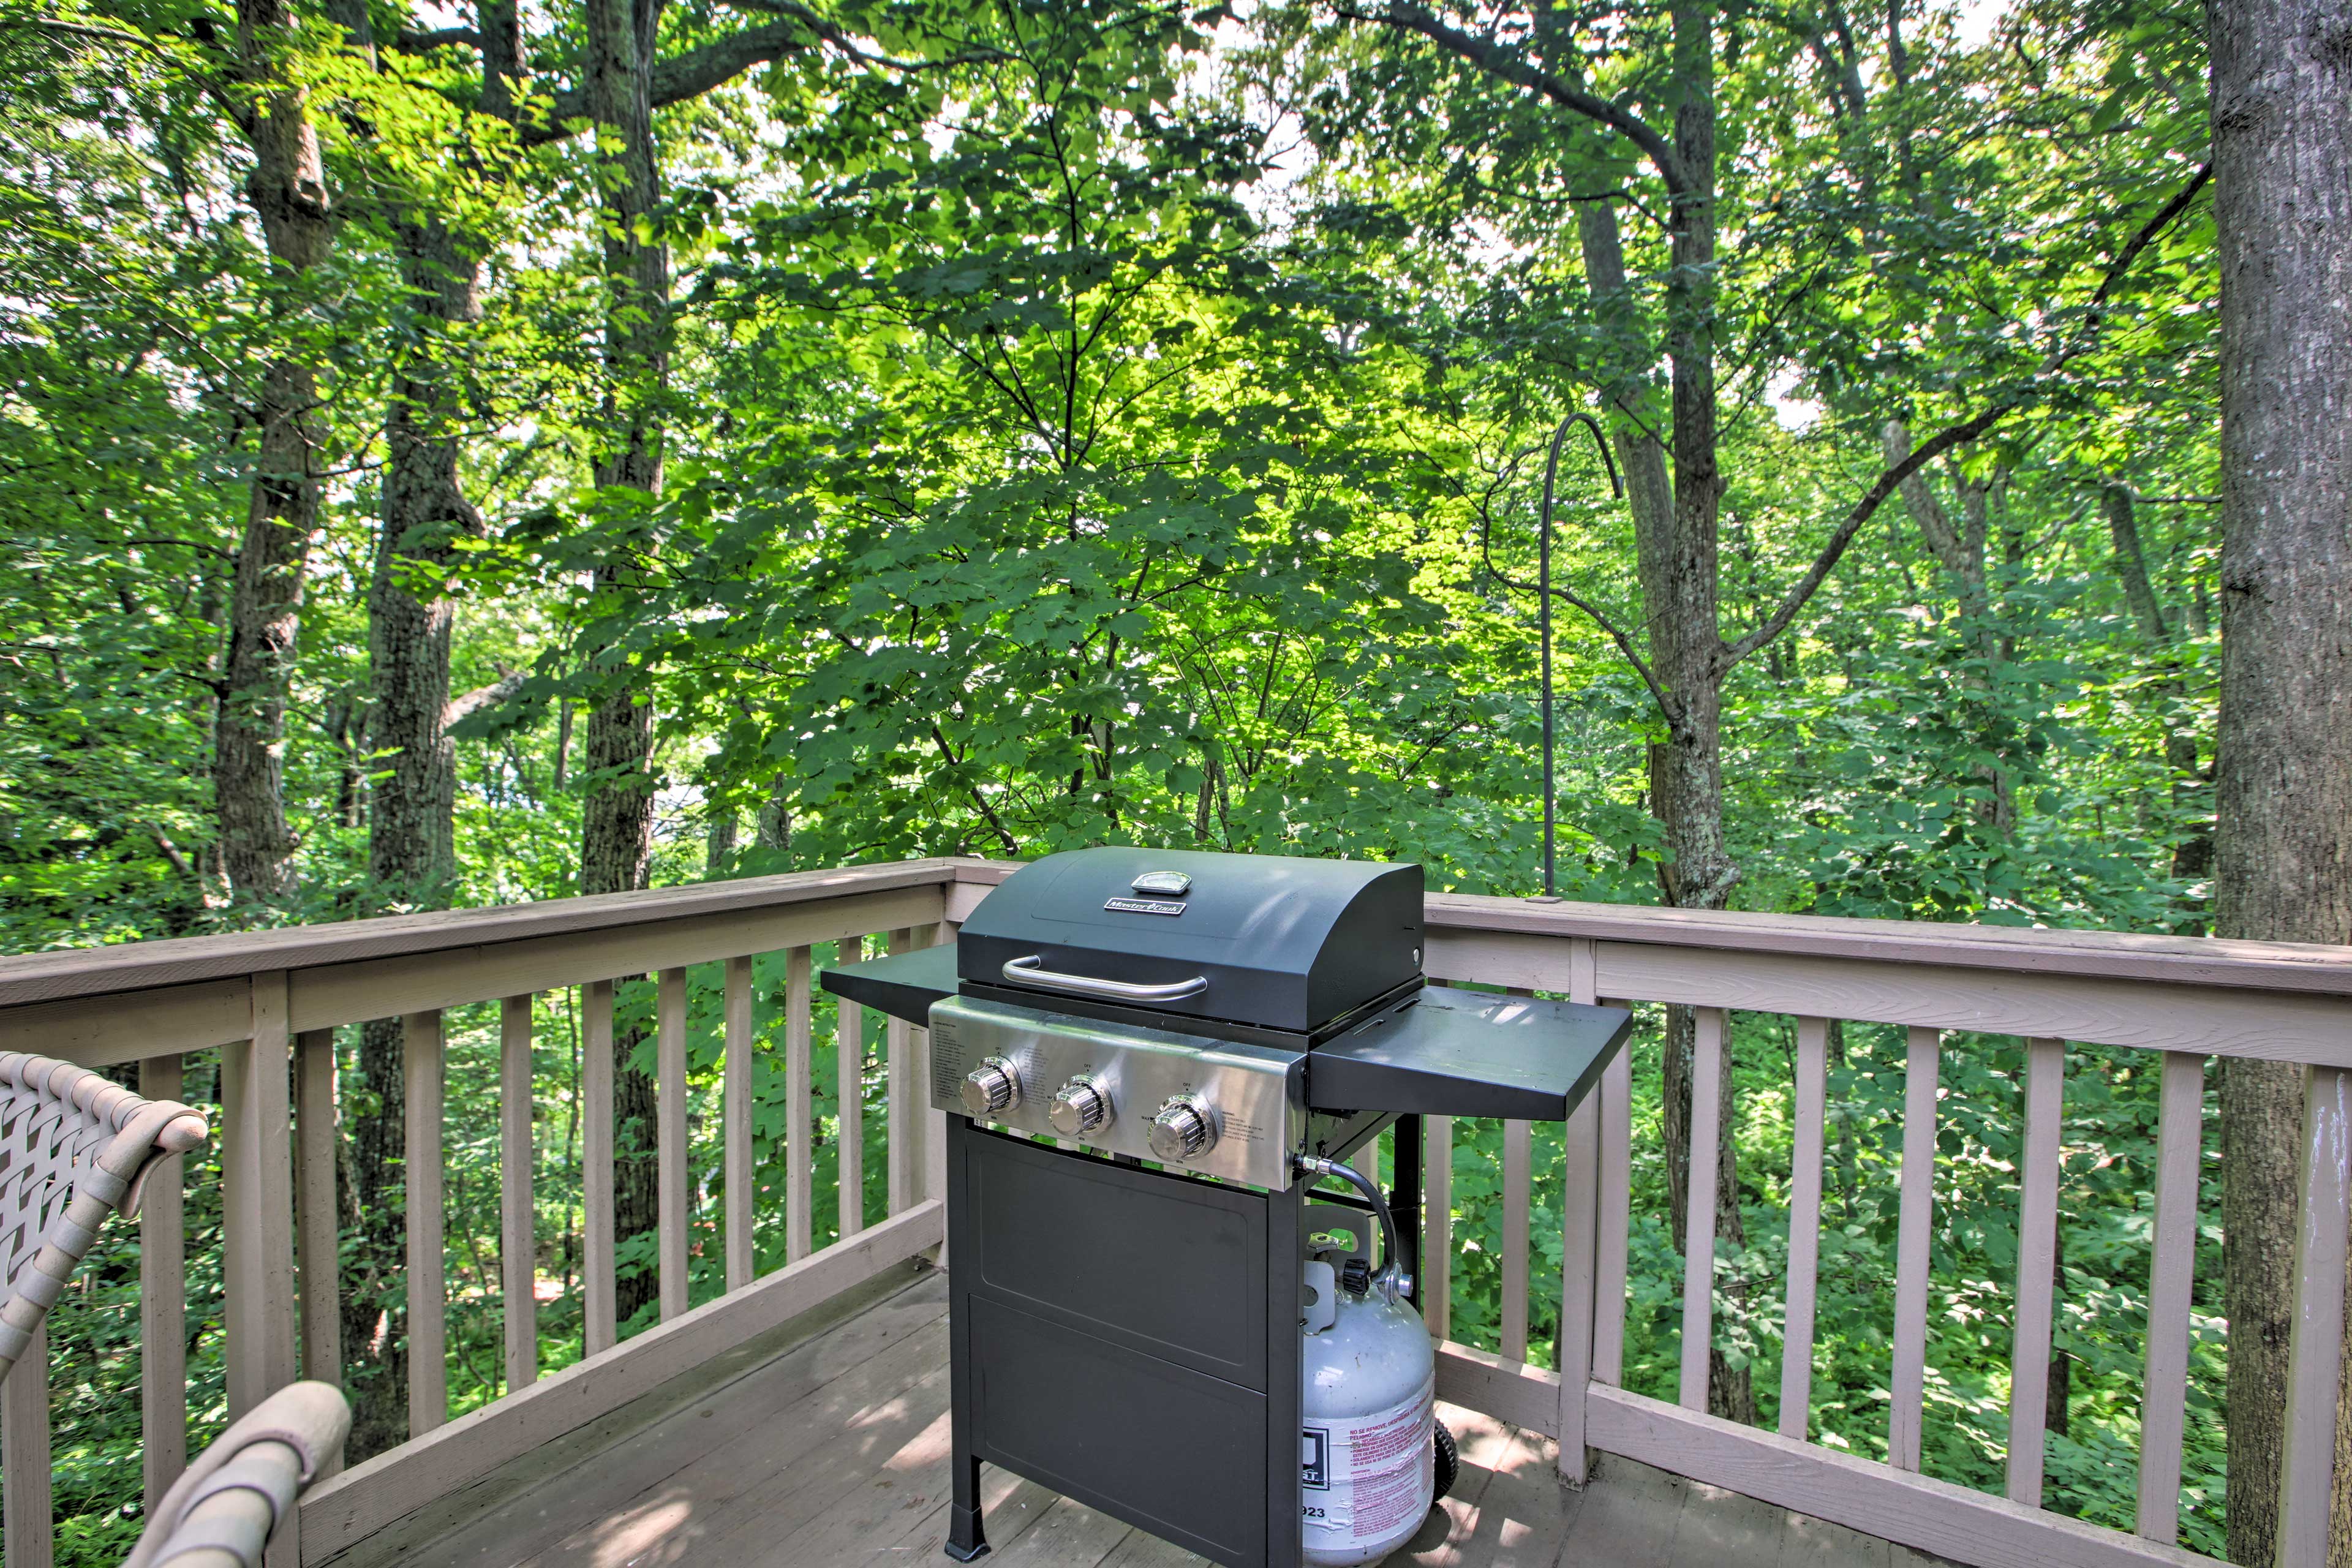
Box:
[141,1052,190,1504]
[224,971,298,1419]
[2275,1064,2351,1564]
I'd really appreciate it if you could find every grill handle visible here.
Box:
[1000,954,1208,1003]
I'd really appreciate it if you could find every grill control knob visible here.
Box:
[1147,1096,1218,1162]
[960,1057,1020,1118]
[1049,1078,1110,1137]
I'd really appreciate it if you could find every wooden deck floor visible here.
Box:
[328,1264,1944,1568]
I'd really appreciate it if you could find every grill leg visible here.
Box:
[1268,1177,1305,1568]
[944,1448,988,1561]
[944,1117,990,1561]
[1391,1113,1423,1287]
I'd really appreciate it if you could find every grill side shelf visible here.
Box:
[1307,986,1632,1121]
[818,943,958,1025]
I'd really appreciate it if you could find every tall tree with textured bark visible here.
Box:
[208,0,339,905]
[2204,0,2352,1556]
[1300,0,2215,1425]
[578,0,671,1328]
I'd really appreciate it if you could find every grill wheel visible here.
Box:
[1433,1419,1459,1503]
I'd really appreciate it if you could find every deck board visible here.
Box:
[352,1269,1948,1568]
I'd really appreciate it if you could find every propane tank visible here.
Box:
[1297,1158,1439,1567]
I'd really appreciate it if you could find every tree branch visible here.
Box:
[516,2,1007,141]
[2045,162,2212,372]
[391,25,480,51]
[443,670,526,728]
[1725,402,2010,666]
[1478,496,1678,721]
[23,18,250,132]
[526,15,823,143]
[1335,1,1688,193]
[1724,160,2217,669]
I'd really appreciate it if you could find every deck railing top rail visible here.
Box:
[0,858,971,1010]
[12,854,2352,1012]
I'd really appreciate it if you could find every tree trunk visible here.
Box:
[333,213,489,1459]
[1883,421,2011,829]
[755,778,791,851]
[2207,0,2352,1553]
[2046,1223,2070,1440]
[582,0,671,1329]
[2105,485,2213,888]
[341,1014,408,1459]
[372,219,481,914]
[705,806,738,873]
[211,361,317,902]
[211,0,339,905]
[581,686,659,1327]
[2105,485,2172,644]
[1563,0,1751,1428]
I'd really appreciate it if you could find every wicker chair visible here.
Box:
[0,1050,209,1384]
[121,1381,350,1568]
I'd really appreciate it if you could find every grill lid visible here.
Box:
[956,847,1423,1035]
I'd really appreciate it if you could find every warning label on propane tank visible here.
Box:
[1300,1372,1436,1554]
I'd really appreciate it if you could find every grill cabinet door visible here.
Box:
[949,1122,1302,1567]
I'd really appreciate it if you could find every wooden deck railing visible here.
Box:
[1,858,2345,1568]
[0,859,963,1567]
[1398,892,2348,1568]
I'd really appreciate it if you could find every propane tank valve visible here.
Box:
[1293,1154,1413,1303]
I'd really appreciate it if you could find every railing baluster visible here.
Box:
[1780,1016,1829,1442]
[2136,1049,2203,1539]
[2005,1036,2065,1503]
[2275,1064,2352,1564]
[1502,1117,1532,1362]
[786,946,814,1264]
[141,1053,189,1504]
[405,1008,447,1434]
[1888,1024,1940,1472]
[724,955,755,1290]
[1679,1006,1727,1410]
[293,1028,339,1377]
[1558,936,1601,1471]
[1501,984,1534,1363]
[582,979,617,1356]
[501,995,538,1393]
[1422,1114,1452,1340]
[886,928,917,1216]
[225,971,298,1419]
[293,1027,341,1480]
[657,967,689,1321]
[1593,1014,1632,1387]
[1557,1085,1600,1484]
[2,1322,51,1568]
[837,936,865,1240]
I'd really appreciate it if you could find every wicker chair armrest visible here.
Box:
[119,1382,351,1568]
[111,1105,210,1219]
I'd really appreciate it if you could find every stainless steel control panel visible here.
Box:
[926,995,1305,1189]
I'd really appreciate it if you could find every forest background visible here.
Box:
[2,0,2324,1560]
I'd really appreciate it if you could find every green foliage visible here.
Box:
[0,0,2237,1558]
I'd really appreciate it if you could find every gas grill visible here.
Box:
[822,847,1630,1568]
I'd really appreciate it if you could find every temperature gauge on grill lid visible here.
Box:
[1048,1077,1110,1137]
[1147,1095,1219,1161]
